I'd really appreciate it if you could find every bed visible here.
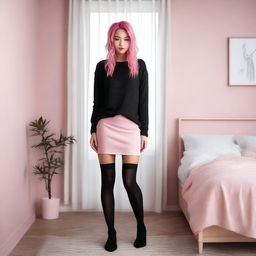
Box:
[177,117,256,254]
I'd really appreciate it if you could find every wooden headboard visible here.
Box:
[178,117,256,163]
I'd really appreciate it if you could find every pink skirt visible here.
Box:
[96,114,141,155]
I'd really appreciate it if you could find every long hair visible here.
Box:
[104,21,139,78]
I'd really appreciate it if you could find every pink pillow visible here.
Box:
[241,148,256,159]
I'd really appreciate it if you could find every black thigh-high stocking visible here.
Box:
[100,163,117,252]
[122,163,147,248]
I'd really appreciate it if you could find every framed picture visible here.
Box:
[228,37,256,86]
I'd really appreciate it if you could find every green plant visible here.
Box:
[29,116,76,199]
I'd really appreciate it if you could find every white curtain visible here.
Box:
[63,0,171,213]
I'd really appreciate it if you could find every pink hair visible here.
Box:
[104,21,139,78]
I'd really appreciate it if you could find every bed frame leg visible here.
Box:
[198,231,203,254]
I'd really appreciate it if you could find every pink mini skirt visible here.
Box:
[96,114,141,155]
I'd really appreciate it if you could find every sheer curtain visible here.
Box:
[63,0,171,213]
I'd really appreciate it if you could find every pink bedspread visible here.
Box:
[182,154,256,238]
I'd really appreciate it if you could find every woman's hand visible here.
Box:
[90,132,98,153]
[140,135,148,152]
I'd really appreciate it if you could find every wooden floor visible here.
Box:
[10,211,256,255]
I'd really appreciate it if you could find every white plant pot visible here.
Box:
[41,197,60,219]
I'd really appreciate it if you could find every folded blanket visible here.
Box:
[182,154,256,238]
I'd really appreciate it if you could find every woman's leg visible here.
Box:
[97,154,117,252]
[121,155,147,248]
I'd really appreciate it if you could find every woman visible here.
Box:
[89,21,148,252]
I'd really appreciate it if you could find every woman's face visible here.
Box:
[113,28,130,57]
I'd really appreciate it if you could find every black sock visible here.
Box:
[122,163,147,248]
[100,163,117,252]
[104,229,117,252]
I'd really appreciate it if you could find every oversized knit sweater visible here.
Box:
[90,58,149,137]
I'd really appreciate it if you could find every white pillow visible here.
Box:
[178,134,241,183]
[235,136,256,149]
[181,134,240,153]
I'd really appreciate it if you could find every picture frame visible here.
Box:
[228,37,256,87]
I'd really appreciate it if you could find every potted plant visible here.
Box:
[29,116,76,219]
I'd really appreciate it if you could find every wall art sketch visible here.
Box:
[228,37,256,86]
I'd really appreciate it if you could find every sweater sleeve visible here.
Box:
[90,62,103,134]
[139,60,149,137]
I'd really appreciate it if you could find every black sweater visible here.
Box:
[90,58,149,137]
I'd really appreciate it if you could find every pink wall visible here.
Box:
[0,0,68,255]
[168,0,256,207]
[0,0,38,255]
